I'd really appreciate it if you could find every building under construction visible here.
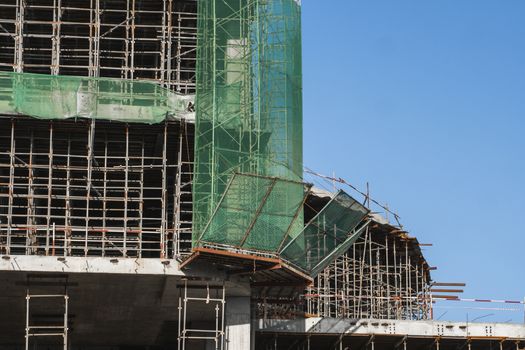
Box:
[0,0,524,349]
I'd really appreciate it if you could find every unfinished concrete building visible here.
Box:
[0,0,523,349]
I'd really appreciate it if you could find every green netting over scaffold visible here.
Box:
[0,71,194,124]
[195,174,370,277]
[193,0,304,242]
[195,173,306,252]
[280,190,370,276]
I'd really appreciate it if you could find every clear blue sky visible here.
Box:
[302,1,525,322]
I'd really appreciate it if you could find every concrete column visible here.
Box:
[225,296,252,350]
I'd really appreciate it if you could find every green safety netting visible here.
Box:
[196,172,370,277]
[192,0,370,277]
[280,190,370,276]
[0,71,194,124]
[195,173,306,252]
[193,0,303,241]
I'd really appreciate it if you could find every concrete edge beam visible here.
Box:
[257,318,525,340]
[0,255,184,275]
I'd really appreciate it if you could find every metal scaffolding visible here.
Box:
[305,221,432,320]
[0,116,194,258]
[0,0,197,93]
[256,187,434,322]
[24,275,69,350]
[178,280,226,350]
[0,0,198,259]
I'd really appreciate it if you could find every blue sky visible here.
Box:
[302,1,525,322]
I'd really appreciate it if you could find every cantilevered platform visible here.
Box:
[180,247,313,285]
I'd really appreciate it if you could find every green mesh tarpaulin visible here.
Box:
[280,190,370,276]
[191,0,367,277]
[196,173,306,252]
[197,175,370,277]
[0,71,194,124]
[193,0,304,242]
